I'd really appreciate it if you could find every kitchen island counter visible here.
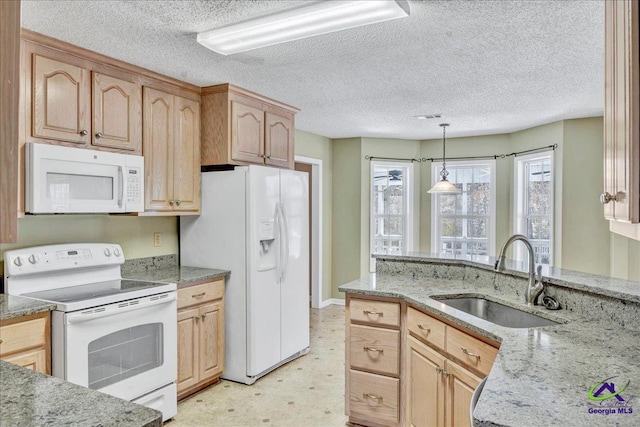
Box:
[341,255,640,427]
[0,360,162,426]
[0,294,55,321]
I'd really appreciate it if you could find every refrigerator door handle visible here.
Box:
[280,203,290,282]
[274,202,282,280]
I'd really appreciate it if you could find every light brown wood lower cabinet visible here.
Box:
[0,311,50,374]
[345,295,499,427]
[176,279,225,400]
[406,335,481,427]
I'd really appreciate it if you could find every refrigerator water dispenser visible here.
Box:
[257,218,276,271]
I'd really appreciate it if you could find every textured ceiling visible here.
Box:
[21,0,604,140]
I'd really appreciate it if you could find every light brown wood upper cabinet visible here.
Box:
[92,72,142,152]
[603,0,640,240]
[32,54,90,144]
[143,87,200,214]
[24,40,142,154]
[201,83,298,169]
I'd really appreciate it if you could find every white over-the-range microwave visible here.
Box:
[25,142,144,214]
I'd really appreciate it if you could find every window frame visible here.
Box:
[513,151,555,266]
[369,160,415,271]
[430,159,497,257]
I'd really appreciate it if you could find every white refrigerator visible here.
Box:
[180,165,310,385]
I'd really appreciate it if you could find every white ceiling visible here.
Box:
[21,0,604,140]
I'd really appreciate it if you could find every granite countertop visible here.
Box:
[123,266,229,288]
[0,294,56,321]
[0,360,162,427]
[341,260,640,426]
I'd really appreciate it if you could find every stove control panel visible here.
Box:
[3,243,125,277]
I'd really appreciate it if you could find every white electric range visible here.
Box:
[3,243,177,421]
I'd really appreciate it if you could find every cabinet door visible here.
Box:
[32,54,91,144]
[231,98,264,164]
[265,109,293,169]
[198,301,224,381]
[604,0,640,224]
[445,360,482,427]
[92,72,142,153]
[143,87,174,211]
[177,307,199,393]
[3,348,47,374]
[173,96,201,212]
[406,335,446,427]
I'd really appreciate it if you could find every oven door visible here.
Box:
[59,292,177,401]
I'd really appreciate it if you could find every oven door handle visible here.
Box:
[66,293,176,324]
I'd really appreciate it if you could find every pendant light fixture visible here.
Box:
[428,123,461,194]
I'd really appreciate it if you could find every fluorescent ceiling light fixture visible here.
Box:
[197,0,410,55]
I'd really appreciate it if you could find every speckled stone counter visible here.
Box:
[0,294,55,321]
[341,255,640,427]
[0,360,161,426]
[121,254,229,289]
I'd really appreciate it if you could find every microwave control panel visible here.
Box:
[126,167,141,203]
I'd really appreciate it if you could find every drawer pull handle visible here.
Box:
[417,324,431,334]
[461,347,480,360]
[192,292,206,299]
[363,310,383,316]
[363,346,384,354]
[363,393,383,402]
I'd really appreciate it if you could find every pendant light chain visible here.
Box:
[440,123,449,180]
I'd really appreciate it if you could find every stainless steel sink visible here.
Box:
[433,296,560,328]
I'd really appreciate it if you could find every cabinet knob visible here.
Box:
[201,313,207,321]
[417,324,431,334]
[176,200,182,206]
[79,130,88,136]
[600,192,621,204]
[95,132,103,139]
[169,200,174,206]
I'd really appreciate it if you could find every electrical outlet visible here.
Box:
[154,232,162,247]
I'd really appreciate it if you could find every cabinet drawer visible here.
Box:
[0,315,47,356]
[177,279,224,309]
[446,327,498,376]
[350,324,399,376]
[349,369,399,425]
[407,307,446,352]
[350,298,400,327]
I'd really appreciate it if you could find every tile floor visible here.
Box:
[169,304,348,427]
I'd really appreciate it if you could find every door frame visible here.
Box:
[294,155,322,309]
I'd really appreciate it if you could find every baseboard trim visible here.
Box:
[319,298,345,308]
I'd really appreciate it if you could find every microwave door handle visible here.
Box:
[118,166,124,207]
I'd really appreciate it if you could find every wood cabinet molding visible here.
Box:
[0,0,20,243]
[21,29,201,96]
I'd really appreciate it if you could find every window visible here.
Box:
[431,160,496,257]
[514,152,554,265]
[370,161,414,269]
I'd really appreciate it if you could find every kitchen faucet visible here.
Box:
[494,234,544,306]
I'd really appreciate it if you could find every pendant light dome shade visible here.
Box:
[428,123,461,194]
